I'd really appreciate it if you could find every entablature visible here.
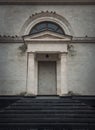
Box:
[0,35,95,44]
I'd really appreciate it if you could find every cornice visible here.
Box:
[0,0,95,5]
[0,35,23,43]
[72,37,95,43]
[0,36,95,43]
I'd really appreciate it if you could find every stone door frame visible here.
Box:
[36,53,59,95]
[26,50,68,96]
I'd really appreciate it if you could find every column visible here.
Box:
[27,53,37,95]
[60,53,68,95]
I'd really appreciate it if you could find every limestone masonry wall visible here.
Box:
[67,43,95,95]
[0,5,95,37]
[0,44,27,95]
[0,43,95,95]
[0,5,95,95]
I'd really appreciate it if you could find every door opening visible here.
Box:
[38,61,57,95]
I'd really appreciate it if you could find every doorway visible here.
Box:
[38,61,57,95]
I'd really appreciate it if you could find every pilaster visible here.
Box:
[60,53,68,95]
[27,53,37,95]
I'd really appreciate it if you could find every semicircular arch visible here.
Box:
[20,11,74,36]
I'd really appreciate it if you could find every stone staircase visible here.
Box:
[0,96,95,130]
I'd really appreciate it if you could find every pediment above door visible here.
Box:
[23,31,72,42]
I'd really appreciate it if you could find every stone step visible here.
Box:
[0,96,95,129]
[16,100,78,103]
[4,105,92,110]
[1,113,95,118]
[1,109,95,114]
[0,122,95,127]
[11,102,86,106]
[0,117,95,123]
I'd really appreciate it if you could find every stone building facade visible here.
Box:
[0,0,95,96]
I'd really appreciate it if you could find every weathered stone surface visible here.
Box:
[0,44,27,95]
[0,4,95,95]
[67,43,95,95]
[0,6,95,37]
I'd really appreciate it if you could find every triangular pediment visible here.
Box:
[24,31,72,41]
